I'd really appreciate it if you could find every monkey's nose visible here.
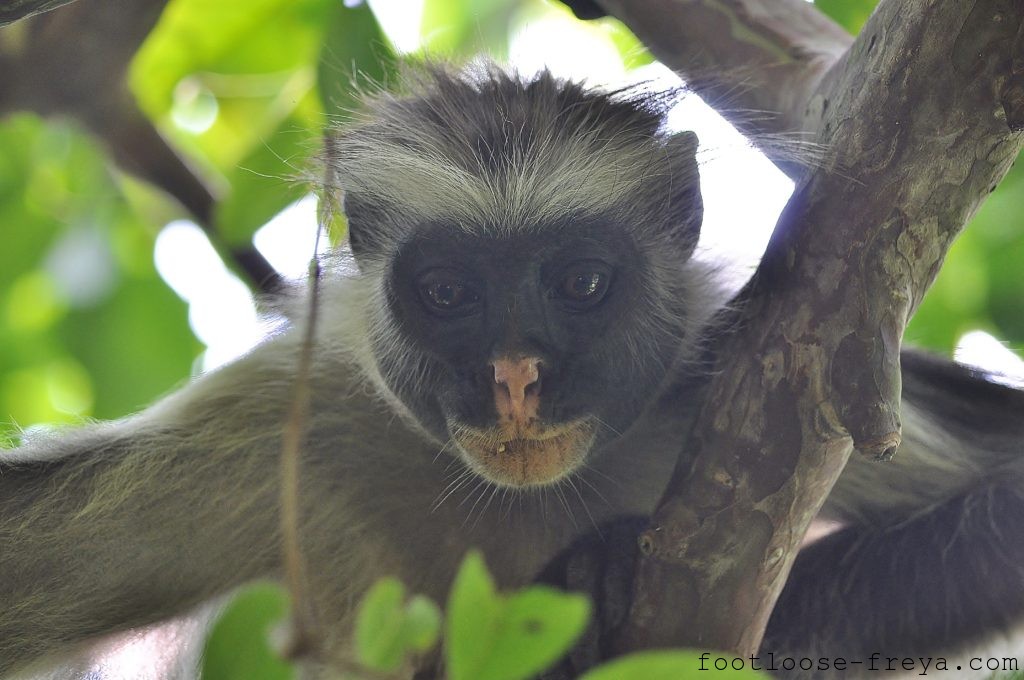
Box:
[491,356,542,422]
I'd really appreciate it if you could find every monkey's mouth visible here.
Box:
[450,419,595,488]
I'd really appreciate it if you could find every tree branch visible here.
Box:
[91,102,283,292]
[593,0,852,174]
[616,0,1024,655]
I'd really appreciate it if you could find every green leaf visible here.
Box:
[446,552,590,680]
[129,0,333,189]
[581,650,771,679]
[354,578,410,672]
[201,582,295,680]
[813,0,879,34]
[207,2,396,250]
[404,595,443,652]
[447,552,503,680]
[130,0,332,118]
[354,578,442,673]
[477,587,590,680]
[604,20,654,70]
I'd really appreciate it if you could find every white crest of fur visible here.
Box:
[321,65,687,255]
[332,124,668,231]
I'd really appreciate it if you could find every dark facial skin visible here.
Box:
[377,219,687,487]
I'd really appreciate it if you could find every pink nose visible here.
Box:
[491,356,541,423]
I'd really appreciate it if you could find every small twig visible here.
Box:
[278,193,327,659]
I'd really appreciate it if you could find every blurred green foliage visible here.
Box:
[130,0,340,244]
[200,582,294,680]
[214,553,764,680]
[354,577,442,673]
[0,114,199,433]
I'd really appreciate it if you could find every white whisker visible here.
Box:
[431,468,474,513]
[552,482,578,530]
[463,481,494,528]
[566,476,601,535]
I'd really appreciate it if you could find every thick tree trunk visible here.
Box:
[600,0,1024,656]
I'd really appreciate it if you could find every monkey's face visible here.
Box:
[330,68,705,488]
[374,219,694,488]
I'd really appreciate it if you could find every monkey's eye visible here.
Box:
[417,270,481,315]
[556,263,612,309]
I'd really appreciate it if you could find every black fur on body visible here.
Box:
[1,66,1023,679]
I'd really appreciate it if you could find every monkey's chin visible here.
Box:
[451,420,595,488]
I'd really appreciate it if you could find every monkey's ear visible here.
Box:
[664,131,704,255]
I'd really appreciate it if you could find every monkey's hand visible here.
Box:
[534,517,647,679]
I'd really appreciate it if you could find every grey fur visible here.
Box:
[2,66,1022,679]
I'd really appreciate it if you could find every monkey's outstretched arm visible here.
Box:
[0,321,464,677]
[0,341,303,674]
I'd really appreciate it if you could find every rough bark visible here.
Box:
[611,0,1024,656]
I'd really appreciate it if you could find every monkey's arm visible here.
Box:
[0,323,443,677]
[0,321,462,677]
[0,341,304,675]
